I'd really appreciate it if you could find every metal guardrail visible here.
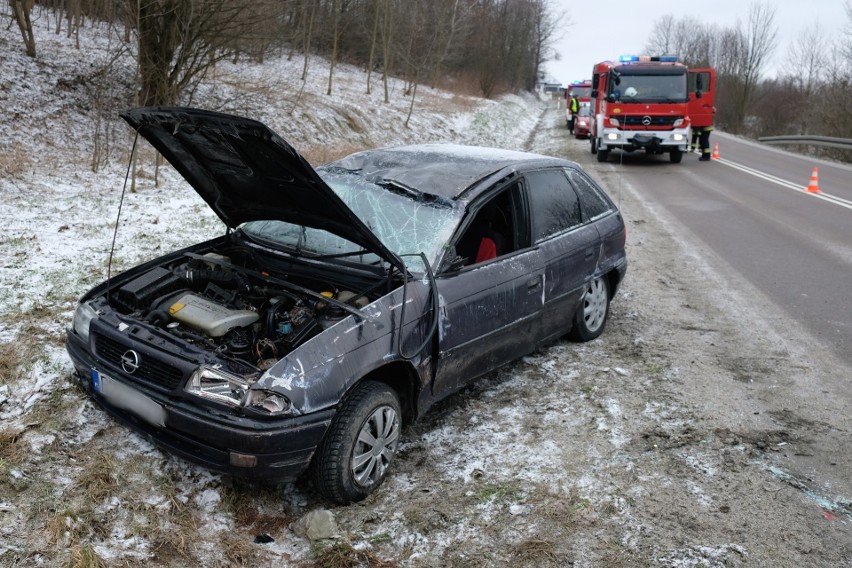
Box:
[758,135,852,150]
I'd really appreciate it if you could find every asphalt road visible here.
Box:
[584,133,852,368]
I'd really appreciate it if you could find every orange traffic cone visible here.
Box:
[711,144,720,160]
[806,167,821,193]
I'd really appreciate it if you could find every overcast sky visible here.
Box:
[544,0,849,86]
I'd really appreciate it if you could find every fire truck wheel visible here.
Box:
[591,137,598,154]
[670,149,683,163]
[596,147,609,162]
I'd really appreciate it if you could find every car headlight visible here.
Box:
[607,117,620,127]
[186,366,249,406]
[245,389,293,415]
[672,133,685,141]
[673,118,684,127]
[73,301,98,341]
[186,366,294,415]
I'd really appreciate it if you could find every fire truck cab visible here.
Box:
[590,55,691,163]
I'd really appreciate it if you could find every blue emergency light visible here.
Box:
[619,55,678,63]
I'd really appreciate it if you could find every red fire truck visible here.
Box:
[589,55,692,163]
[565,79,592,130]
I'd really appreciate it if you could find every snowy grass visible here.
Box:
[1,9,557,567]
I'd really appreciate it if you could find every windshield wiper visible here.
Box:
[378,180,452,207]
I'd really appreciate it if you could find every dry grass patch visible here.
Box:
[75,454,120,504]
[220,479,296,531]
[0,332,38,385]
[0,147,35,180]
[0,427,26,462]
[68,543,109,568]
[513,538,558,563]
[312,541,397,568]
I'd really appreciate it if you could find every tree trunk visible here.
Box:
[327,0,340,96]
[301,0,316,81]
[380,0,393,103]
[366,0,380,95]
[404,78,418,128]
[10,0,37,57]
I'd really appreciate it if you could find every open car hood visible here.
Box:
[121,107,403,271]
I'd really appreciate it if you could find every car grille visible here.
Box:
[623,115,682,128]
[93,332,185,390]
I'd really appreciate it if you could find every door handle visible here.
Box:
[527,277,541,290]
[585,247,595,260]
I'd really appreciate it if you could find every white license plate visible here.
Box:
[91,369,166,428]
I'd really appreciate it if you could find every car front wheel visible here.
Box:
[312,381,401,504]
[569,276,610,342]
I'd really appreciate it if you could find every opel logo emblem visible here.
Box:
[642,116,652,126]
[121,350,140,374]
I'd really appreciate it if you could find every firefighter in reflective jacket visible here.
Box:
[568,95,579,134]
[691,105,716,161]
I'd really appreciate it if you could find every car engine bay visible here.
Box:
[108,248,378,368]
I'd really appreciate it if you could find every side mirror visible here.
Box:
[696,74,704,91]
[591,89,598,98]
[695,90,703,99]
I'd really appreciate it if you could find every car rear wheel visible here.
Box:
[591,136,598,154]
[312,381,401,504]
[569,276,610,342]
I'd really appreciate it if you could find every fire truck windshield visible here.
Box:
[610,72,687,103]
[569,86,592,98]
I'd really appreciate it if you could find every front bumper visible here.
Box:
[599,127,689,151]
[66,329,333,481]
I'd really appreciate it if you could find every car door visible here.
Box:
[524,168,602,343]
[432,183,545,397]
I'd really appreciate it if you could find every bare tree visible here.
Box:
[842,1,852,69]
[645,15,678,55]
[379,0,394,103]
[645,16,716,67]
[9,0,37,56]
[326,0,342,95]
[725,2,777,131]
[365,0,380,94]
[136,0,269,107]
[300,0,317,81]
[786,23,827,96]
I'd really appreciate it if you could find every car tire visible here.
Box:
[591,137,597,154]
[670,149,683,163]
[312,381,401,504]
[569,276,610,342]
[596,147,609,162]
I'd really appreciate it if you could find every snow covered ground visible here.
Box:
[4,8,851,568]
[0,10,555,567]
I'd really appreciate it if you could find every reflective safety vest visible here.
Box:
[569,97,579,113]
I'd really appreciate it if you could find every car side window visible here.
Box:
[526,169,582,243]
[452,185,519,268]
[566,169,613,222]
